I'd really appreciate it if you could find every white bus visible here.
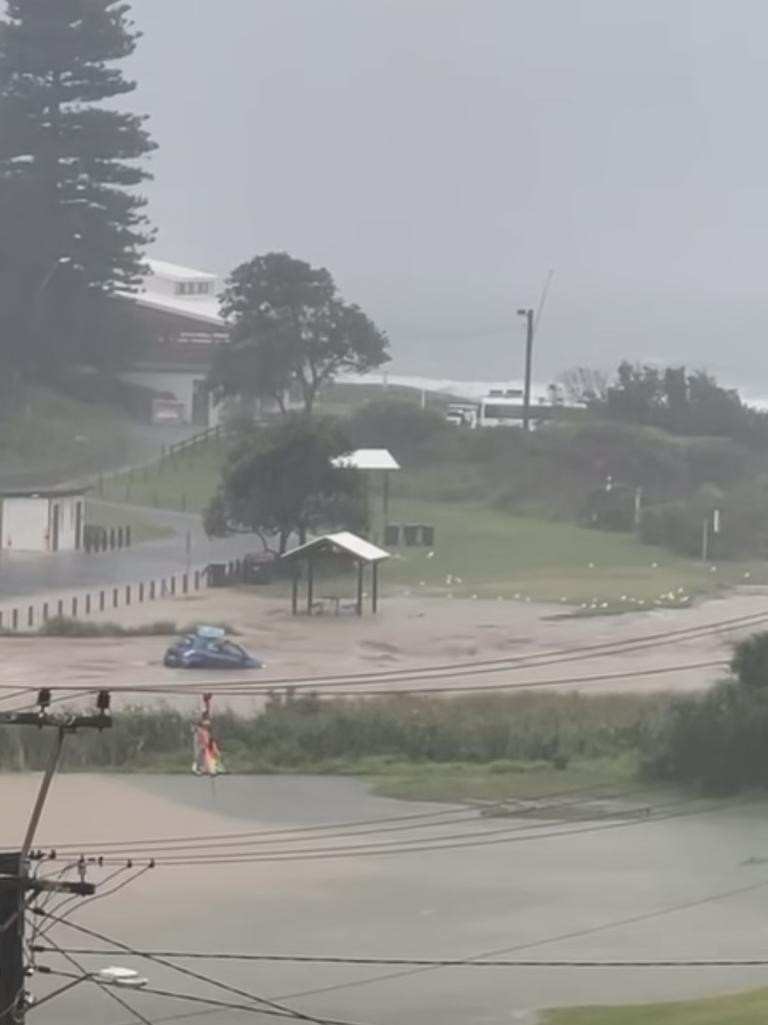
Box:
[478,390,527,428]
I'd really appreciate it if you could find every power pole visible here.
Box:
[0,690,112,1024]
[517,308,534,431]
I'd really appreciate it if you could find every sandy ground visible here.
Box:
[5,773,768,1025]
[1,587,768,710]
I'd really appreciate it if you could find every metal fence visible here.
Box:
[0,567,210,634]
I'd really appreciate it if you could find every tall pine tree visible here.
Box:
[0,0,155,383]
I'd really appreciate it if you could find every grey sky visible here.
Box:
[128,0,768,389]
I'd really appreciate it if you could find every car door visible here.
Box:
[221,642,246,667]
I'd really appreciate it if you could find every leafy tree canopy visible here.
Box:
[211,253,390,418]
[204,418,366,554]
[0,0,155,379]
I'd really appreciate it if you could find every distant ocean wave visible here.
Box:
[346,372,768,410]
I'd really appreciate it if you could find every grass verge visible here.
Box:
[355,756,638,803]
[545,988,768,1025]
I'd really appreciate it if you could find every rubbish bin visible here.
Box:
[384,524,400,547]
[207,563,228,588]
[403,524,420,546]
[421,525,435,547]
[244,553,274,585]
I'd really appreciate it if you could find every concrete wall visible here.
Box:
[2,498,49,551]
[0,496,83,552]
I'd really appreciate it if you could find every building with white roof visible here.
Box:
[118,260,229,427]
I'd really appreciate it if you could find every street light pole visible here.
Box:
[517,307,534,431]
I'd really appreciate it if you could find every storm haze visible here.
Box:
[128,0,768,390]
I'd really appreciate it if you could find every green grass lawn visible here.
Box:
[99,440,227,512]
[98,441,768,608]
[0,388,135,476]
[356,756,637,803]
[545,988,768,1024]
[383,498,766,607]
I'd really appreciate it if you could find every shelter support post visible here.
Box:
[291,573,298,616]
[307,557,315,615]
[382,471,390,529]
[356,560,364,617]
[372,561,379,613]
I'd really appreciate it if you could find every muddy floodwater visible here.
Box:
[4,773,768,1024]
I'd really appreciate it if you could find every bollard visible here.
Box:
[85,594,91,615]
[170,576,176,596]
[117,527,124,549]
[57,599,64,618]
[113,588,119,608]
[194,570,201,591]
[139,582,144,603]
[71,597,78,618]
[125,525,132,548]
[182,574,189,595]
[28,606,34,629]
[99,590,106,612]
[11,609,18,632]
[42,603,48,623]
[125,585,131,606]
[149,580,156,601]
[109,528,116,550]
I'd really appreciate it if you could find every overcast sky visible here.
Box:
[127,0,768,390]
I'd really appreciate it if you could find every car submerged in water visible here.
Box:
[163,626,264,670]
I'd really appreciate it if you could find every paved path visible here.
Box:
[0,504,256,601]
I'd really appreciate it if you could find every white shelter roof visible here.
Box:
[282,531,390,564]
[332,449,400,471]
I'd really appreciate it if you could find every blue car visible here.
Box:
[164,627,263,670]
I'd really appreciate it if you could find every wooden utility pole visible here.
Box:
[0,692,111,1024]
[517,308,535,431]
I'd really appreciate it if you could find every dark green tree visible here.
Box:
[0,0,155,381]
[731,632,768,690]
[204,418,366,554]
[211,252,390,418]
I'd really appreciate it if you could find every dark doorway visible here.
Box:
[50,504,60,552]
[191,380,209,427]
[75,500,83,550]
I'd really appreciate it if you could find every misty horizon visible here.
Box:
[126,0,768,389]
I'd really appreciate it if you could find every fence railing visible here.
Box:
[0,566,210,634]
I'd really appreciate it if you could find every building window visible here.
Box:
[175,281,211,296]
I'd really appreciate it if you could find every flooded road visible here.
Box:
[3,774,768,1023]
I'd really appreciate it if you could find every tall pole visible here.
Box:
[0,853,25,1025]
[517,308,534,431]
[0,695,110,1024]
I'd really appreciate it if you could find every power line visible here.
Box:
[41,948,768,969]
[101,793,766,867]
[42,934,154,1025]
[88,870,768,1025]
[37,784,663,860]
[37,914,376,1025]
[28,779,649,854]
[0,604,762,707]
[272,873,768,1003]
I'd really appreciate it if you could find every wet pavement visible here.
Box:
[6,774,768,1025]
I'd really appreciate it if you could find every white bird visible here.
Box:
[426,551,435,560]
